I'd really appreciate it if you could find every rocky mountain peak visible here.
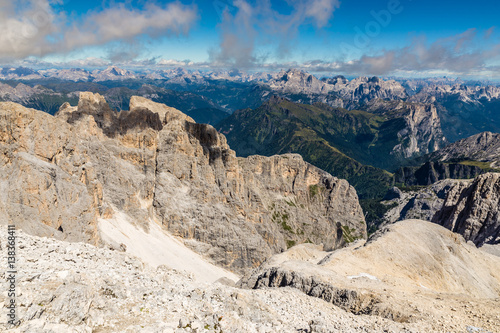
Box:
[429,131,500,168]
[268,69,329,95]
[129,95,195,124]
[103,66,128,76]
[77,91,112,114]
[0,94,366,274]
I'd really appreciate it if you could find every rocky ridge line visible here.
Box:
[383,173,500,247]
[0,92,366,273]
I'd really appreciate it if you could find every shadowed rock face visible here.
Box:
[0,92,366,273]
[61,93,163,137]
[395,161,484,186]
[383,173,500,247]
[433,173,500,246]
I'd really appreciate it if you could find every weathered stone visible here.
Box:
[0,93,366,273]
[383,173,500,247]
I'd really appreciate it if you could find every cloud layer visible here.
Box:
[0,0,197,60]
[316,29,500,77]
[209,0,341,68]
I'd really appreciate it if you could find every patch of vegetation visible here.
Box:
[458,160,500,172]
[309,184,320,198]
[360,199,398,235]
[341,225,361,243]
[396,184,427,192]
[285,199,297,207]
[271,210,294,233]
[286,239,296,248]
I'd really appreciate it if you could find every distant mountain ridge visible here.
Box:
[427,131,500,167]
[218,97,447,200]
[394,131,500,186]
[4,66,499,144]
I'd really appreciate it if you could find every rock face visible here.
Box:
[331,76,408,109]
[395,161,484,186]
[362,100,447,160]
[0,102,104,243]
[239,220,500,332]
[0,93,366,273]
[267,69,330,95]
[433,173,500,246]
[382,179,468,224]
[383,173,500,247]
[428,131,500,168]
[411,84,500,104]
[265,70,408,109]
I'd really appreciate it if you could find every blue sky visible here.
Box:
[0,0,499,78]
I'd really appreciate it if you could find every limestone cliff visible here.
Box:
[428,131,500,168]
[0,93,366,273]
[433,173,500,246]
[363,100,447,160]
[395,161,484,186]
[382,173,500,247]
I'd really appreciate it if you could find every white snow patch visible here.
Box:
[98,211,239,284]
[347,273,379,281]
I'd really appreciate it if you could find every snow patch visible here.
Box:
[347,273,379,281]
[98,210,239,284]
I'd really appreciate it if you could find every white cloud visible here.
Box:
[0,1,198,61]
[305,0,341,28]
[293,29,500,77]
[209,0,340,68]
[157,59,195,67]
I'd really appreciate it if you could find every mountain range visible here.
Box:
[3,66,500,230]
[1,93,499,332]
[3,66,500,139]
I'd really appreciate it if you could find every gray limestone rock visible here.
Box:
[0,93,366,274]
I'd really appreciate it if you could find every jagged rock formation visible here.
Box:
[434,173,500,246]
[383,173,500,247]
[427,131,500,168]
[328,76,408,109]
[361,99,447,160]
[239,220,500,332]
[382,180,467,224]
[265,70,408,109]
[0,83,52,103]
[395,161,484,186]
[91,66,137,82]
[3,225,487,333]
[267,69,330,95]
[0,93,366,273]
[410,84,500,104]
